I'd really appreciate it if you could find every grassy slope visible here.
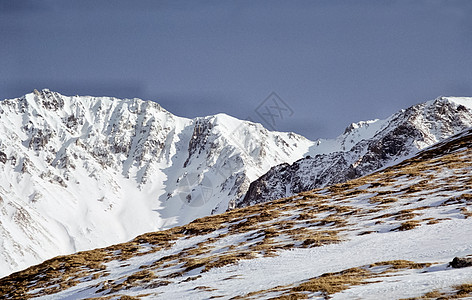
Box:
[2,129,472,299]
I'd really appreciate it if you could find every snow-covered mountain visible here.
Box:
[3,126,472,299]
[0,89,314,277]
[1,90,472,279]
[241,97,472,207]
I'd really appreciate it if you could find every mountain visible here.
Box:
[2,126,472,299]
[0,89,314,277]
[241,97,472,207]
[1,90,471,279]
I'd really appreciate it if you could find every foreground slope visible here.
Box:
[2,127,472,299]
[0,89,313,276]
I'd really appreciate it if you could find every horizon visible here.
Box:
[8,88,467,142]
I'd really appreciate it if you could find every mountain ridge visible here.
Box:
[0,89,313,277]
[241,96,472,207]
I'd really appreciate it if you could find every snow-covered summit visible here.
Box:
[0,89,314,277]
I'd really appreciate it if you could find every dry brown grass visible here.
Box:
[0,246,118,298]
[403,282,472,299]
[399,180,433,194]
[394,209,419,221]
[284,227,340,247]
[119,296,141,300]
[291,267,370,295]
[194,285,217,291]
[394,220,421,231]
[369,260,431,269]
[371,213,393,220]
[358,230,376,236]
[455,283,472,297]
[97,270,169,294]
[422,290,442,298]
[426,219,440,225]
[273,220,296,230]
[460,207,472,219]
[204,251,257,271]
[246,259,434,299]
[401,290,442,300]
[84,296,115,300]
[441,193,472,206]
[316,215,347,227]
[228,210,280,234]
[297,211,320,221]
[249,237,279,257]
[181,256,213,273]
[369,196,398,205]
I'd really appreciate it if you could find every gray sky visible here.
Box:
[1,0,472,139]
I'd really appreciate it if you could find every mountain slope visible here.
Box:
[241,97,472,207]
[2,127,472,299]
[1,91,471,279]
[0,89,314,277]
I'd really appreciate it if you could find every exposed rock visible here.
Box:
[38,89,64,110]
[0,151,6,164]
[184,119,212,168]
[450,256,472,268]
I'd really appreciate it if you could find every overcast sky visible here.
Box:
[1,0,472,139]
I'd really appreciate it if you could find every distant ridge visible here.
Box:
[242,97,472,206]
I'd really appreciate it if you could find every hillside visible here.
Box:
[2,127,472,299]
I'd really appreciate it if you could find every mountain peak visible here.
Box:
[343,119,380,135]
[241,96,472,207]
[0,90,315,277]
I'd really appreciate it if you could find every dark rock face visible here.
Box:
[37,89,64,111]
[28,129,53,151]
[450,256,472,268]
[0,151,6,164]
[240,98,472,207]
[183,119,213,168]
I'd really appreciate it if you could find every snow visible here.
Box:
[446,96,472,110]
[305,118,386,156]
